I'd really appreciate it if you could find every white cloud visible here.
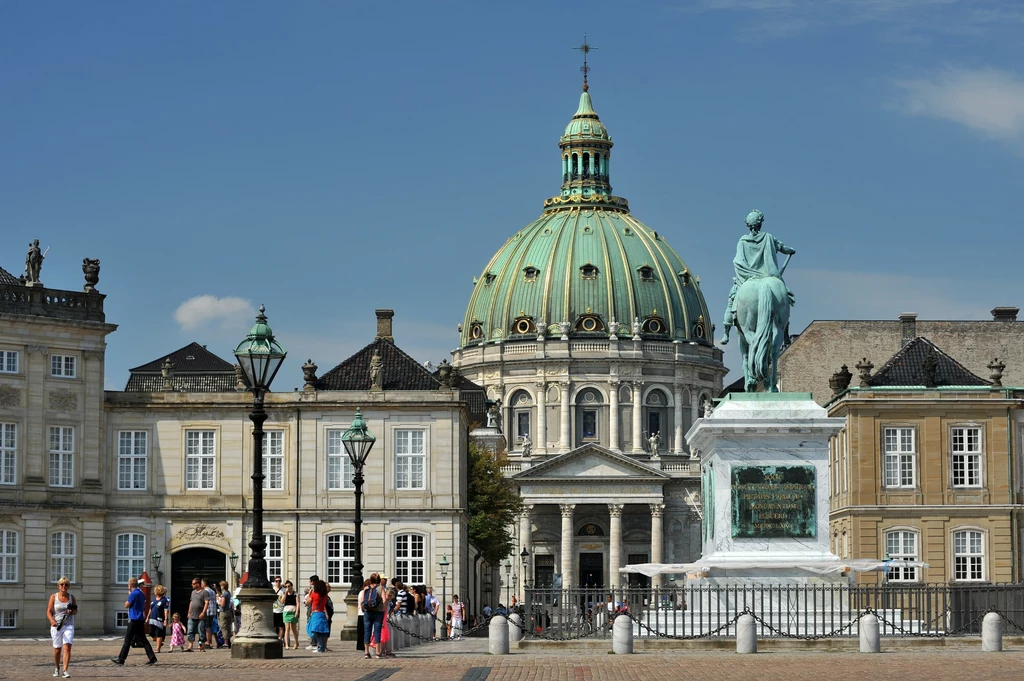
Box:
[895,67,1024,141]
[174,295,253,331]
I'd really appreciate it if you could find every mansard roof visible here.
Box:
[868,336,988,388]
[125,342,239,392]
[316,337,441,391]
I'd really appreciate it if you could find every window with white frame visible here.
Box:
[1,423,15,485]
[326,533,354,585]
[883,427,915,488]
[263,431,284,490]
[185,430,216,490]
[50,531,76,583]
[951,426,982,488]
[326,429,353,490]
[117,431,147,490]
[885,530,919,581]
[48,426,74,488]
[0,350,17,374]
[266,533,283,581]
[115,611,129,628]
[0,529,17,582]
[395,430,425,489]
[115,533,145,583]
[50,355,76,378]
[0,609,16,628]
[394,534,425,584]
[954,530,985,581]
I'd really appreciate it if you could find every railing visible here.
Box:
[522,584,1024,639]
[570,341,609,353]
[504,343,535,355]
[0,283,106,322]
[661,462,693,473]
[500,462,523,474]
[643,342,675,356]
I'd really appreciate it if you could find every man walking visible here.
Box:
[185,578,209,652]
[425,587,439,637]
[201,578,217,648]
[111,578,157,666]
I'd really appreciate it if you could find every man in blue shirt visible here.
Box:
[112,578,157,666]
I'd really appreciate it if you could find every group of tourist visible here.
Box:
[356,573,463,658]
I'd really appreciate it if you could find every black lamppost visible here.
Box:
[232,304,287,660]
[230,551,239,587]
[504,559,512,606]
[439,554,449,639]
[341,409,376,596]
[151,551,162,584]
[520,548,530,588]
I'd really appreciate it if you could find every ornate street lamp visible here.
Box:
[520,547,531,600]
[230,551,239,586]
[341,409,376,596]
[439,554,450,640]
[151,551,162,583]
[232,304,287,660]
[504,559,513,606]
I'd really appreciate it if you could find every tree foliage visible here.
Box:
[467,442,523,566]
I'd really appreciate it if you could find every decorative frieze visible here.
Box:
[174,522,226,542]
[0,386,20,408]
[48,390,78,412]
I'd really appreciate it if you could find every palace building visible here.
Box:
[452,76,726,590]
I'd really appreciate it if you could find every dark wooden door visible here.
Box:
[170,548,226,621]
[578,552,603,588]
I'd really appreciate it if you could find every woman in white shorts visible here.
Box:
[46,576,77,678]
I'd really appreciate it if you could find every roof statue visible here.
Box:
[369,348,383,391]
[25,239,45,286]
[720,210,796,392]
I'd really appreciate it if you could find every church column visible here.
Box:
[520,505,533,596]
[608,381,619,452]
[673,383,684,455]
[608,504,623,589]
[650,503,665,587]
[536,382,547,455]
[631,381,644,454]
[559,381,571,452]
[560,504,575,589]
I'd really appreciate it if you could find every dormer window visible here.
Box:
[523,266,540,282]
[642,315,667,335]
[580,263,598,280]
[511,314,537,336]
[637,265,654,281]
[693,315,708,339]
[483,272,496,286]
[469,321,484,341]
[574,314,605,333]
[679,269,692,286]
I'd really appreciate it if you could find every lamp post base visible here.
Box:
[231,586,283,660]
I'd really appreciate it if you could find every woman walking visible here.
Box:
[149,585,170,653]
[303,578,331,653]
[46,577,77,678]
[281,581,299,649]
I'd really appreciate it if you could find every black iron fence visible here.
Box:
[522,583,1024,639]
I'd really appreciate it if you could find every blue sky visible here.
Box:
[3,0,1023,389]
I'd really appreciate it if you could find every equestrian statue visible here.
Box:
[720,210,795,392]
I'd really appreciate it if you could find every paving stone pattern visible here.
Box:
[0,637,1021,681]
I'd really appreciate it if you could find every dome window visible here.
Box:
[580,263,599,280]
[469,321,484,341]
[574,314,605,333]
[483,272,496,286]
[511,314,537,336]
[693,315,708,339]
[523,266,540,282]
[679,269,692,287]
[623,227,633,236]
[637,265,655,281]
[642,315,668,335]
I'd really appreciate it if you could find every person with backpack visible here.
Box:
[361,573,385,659]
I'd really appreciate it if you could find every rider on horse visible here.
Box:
[720,210,795,345]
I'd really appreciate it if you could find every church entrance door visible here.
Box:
[171,547,226,622]
[578,552,604,588]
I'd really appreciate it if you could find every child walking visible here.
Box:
[169,614,186,652]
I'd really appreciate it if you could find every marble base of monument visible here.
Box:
[231,586,284,659]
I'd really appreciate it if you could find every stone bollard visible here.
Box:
[489,615,510,655]
[612,614,633,654]
[859,613,880,653]
[736,614,757,654]
[508,613,524,645]
[982,612,1004,652]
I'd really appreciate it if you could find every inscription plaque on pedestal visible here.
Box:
[731,465,816,538]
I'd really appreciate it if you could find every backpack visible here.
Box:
[326,597,334,623]
[362,586,383,612]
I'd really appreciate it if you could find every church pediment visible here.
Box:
[511,444,669,481]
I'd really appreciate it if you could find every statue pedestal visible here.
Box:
[231,586,283,659]
[338,591,361,641]
[686,393,845,573]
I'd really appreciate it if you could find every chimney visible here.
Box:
[375,309,395,342]
[899,313,917,347]
[992,307,1019,322]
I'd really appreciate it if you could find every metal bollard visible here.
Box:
[612,614,633,654]
[508,613,523,644]
[489,615,510,654]
[982,612,1004,652]
[859,613,880,653]
[736,614,757,654]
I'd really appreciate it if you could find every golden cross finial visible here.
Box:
[573,35,597,91]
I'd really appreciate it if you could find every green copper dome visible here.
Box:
[461,88,713,347]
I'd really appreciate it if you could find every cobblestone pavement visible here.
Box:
[0,637,1021,681]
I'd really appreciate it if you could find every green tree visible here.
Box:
[468,442,523,566]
